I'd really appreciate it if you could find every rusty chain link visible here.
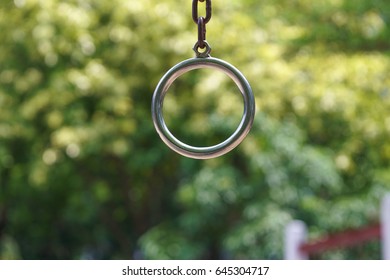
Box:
[192,0,212,49]
[197,17,206,49]
[192,0,212,24]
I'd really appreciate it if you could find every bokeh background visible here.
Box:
[1,0,390,259]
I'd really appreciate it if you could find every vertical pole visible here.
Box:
[284,220,308,260]
[381,194,390,260]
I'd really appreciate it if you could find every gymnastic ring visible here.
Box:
[151,53,255,159]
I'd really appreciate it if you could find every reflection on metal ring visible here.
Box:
[151,56,255,159]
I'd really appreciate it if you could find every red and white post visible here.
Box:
[285,194,390,259]
[284,220,308,260]
[381,193,390,260]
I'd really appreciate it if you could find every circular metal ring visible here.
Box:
[151,57,255,159]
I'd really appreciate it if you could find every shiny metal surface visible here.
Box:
[151,56,255,159]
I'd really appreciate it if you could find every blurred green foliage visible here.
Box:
[0,0,390,259]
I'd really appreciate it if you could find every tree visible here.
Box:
[0,0,389,259]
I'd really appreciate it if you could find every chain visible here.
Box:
[192,0,212,24]
[192,0,212,49]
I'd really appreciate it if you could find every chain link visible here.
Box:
[192,0,212,24]
[192,0,212,50]
[197,17,206,48]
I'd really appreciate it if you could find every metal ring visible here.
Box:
[151,56,255,159]
[193,40,212,58]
